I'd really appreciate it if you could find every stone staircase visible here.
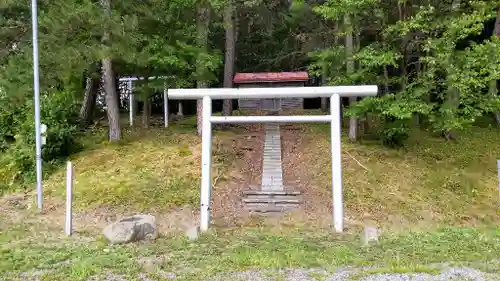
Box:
[243,123,301,213]
[243,189,301,213]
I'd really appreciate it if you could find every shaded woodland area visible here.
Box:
[1,0,500,189]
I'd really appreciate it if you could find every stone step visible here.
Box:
[244,205,296,213]
[245,194,299,200]
[243,197,301,204]
[243,190,301,196]
[262,161,282,165]
[263,159,281,162]
[262,153,281,159]
[262,171,282,174]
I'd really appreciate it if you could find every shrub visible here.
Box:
[377,119,410,148]
[346,95,426,148]
[0,90,81,192]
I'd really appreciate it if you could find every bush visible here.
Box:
[0,90,81,192]
[345,95,422,148]
[377,119,410,148]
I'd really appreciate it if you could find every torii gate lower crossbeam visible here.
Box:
[167,85,378,233]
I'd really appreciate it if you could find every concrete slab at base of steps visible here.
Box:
[242,186,301,196]
[243,196,301,205]
[242,186,302,213]
[244,205,299,214]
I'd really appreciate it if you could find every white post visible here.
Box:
[128,81,134,126]
[32,0,43,211]
[178,101,183,116]
[164,83,168,128]
[330,94,343,232]
[129,94,134,126]
[65,161,73,236]
[497,160,500,202]
[200,96,212,232]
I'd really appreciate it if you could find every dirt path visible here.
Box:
[211,124,265,227]
[280,125,335,228]
[211,124,335,229]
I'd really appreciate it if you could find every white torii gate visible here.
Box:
[119,76,181,127]
[167,85,378,233]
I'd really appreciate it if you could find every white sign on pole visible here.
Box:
[41,124,47,134]
[41,124,47,146]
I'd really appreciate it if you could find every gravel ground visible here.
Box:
[4,266,499,281]
[215,268,500,281]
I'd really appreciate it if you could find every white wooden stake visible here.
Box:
[200,96,212,232]
[330,94,343,232]
[164,82,168,128]
[129,95,134,126]
[178,101,184,116]
[65,161,73,236]
[128,81,134,126]
[497,160,500,202]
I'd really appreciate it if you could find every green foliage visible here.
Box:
[0,90,81,191]
[346,94,430,146]
[2,0,500,187]
[378,120,411,148]
[311,0,500,146]
[0,0,218,190]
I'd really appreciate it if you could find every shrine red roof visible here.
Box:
[233,72,309,84]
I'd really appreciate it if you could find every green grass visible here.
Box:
[43,117,237,211]
[25,111,500,226]
[297,121,500,228]
[2,112,500,280]
[0,226,498,280]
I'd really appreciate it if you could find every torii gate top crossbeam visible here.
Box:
[167,85,378,100]
[118,76,170,82]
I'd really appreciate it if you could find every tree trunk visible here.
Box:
[79,75,100,126]
[383,65,389,94]
[196,2,211,136]
[321,21,340,113]
[100,0,120,141]
[491,8,500,126]
[222,0,236,117]
[443,0,462,140]
[114,71,121,111]
[320,98,328,112]
[354,31,369,134]
[345,14,357,141]
[398,1,409,91]
[196,100,203,136]
[320,62,328,112]
[102,59,121,141]
[143,98,151,128]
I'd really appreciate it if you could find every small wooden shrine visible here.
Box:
[233,72,308,111]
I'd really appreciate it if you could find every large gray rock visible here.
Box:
[103,214,158,244]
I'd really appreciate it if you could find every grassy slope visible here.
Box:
[301,122,500,229]
[44,117,237,211]
[1,114,499,280]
